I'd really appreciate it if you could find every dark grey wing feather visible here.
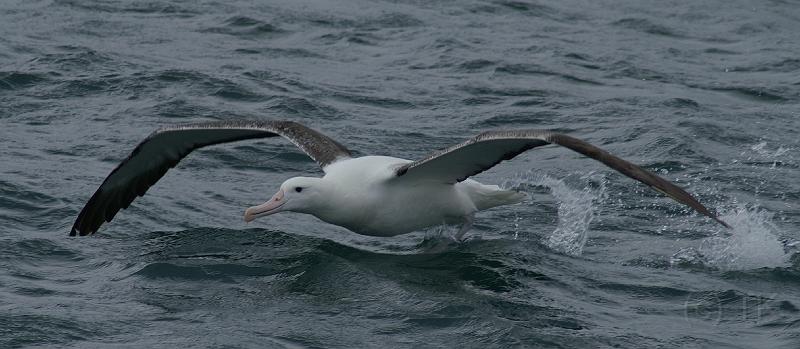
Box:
[70,120,351,236]
[394,130,730,228]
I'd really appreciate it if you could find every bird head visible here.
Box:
[243,177,324,222]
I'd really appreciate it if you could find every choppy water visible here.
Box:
[2,0,799,347]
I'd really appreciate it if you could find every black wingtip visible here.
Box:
[713,216,732,229]
[69,224,95,237]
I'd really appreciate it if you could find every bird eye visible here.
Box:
[295,187,303,193]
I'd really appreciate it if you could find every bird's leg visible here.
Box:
[453,214,475,242]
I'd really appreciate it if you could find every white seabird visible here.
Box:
[70,120,730,238]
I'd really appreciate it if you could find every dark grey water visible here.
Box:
[2,0,799,347]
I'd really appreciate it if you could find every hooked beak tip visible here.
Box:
[243,211,255,223]
[243,189,286,223]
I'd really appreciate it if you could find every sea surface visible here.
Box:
[1,0,799,348]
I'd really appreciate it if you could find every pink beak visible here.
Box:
[244,189,286,223]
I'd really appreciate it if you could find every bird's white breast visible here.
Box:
[315,156,476,236]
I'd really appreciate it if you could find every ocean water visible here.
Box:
[2,0,799,347]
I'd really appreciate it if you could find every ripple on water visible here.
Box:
[460,85,553,98]
[1,238,83,263]
[612,17,683,38]
[34,46,122,73]
[326,90,415,110]
[0,314,99,348]
[732,58,800,73]
[661,97,701,109]
[234,46,327,59]
[476,110,559,127]
[55,0,197,15]
[492,1,560,19]
[265,96,344,119]
[493,63,603,86]
[707,86,790,103]
[682,289,800,328]
[0,71,49,90]
[455,59,495,72]
[200,16,284,38]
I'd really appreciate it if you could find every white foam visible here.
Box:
[698,205,790,270]
[748,141,790,159]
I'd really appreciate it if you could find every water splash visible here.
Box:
[673,139,798,271]
[504,171,606,256]
[672,205,791,270]
[747,141,790,161]
[699,205,790,270]
[512,213,521,240]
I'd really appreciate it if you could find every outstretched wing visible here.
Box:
[70,120,351,236]
[394,130,730,228]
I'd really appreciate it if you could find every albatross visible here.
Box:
[70,120,730,238]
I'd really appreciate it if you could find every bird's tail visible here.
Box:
[464,181,527,210]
